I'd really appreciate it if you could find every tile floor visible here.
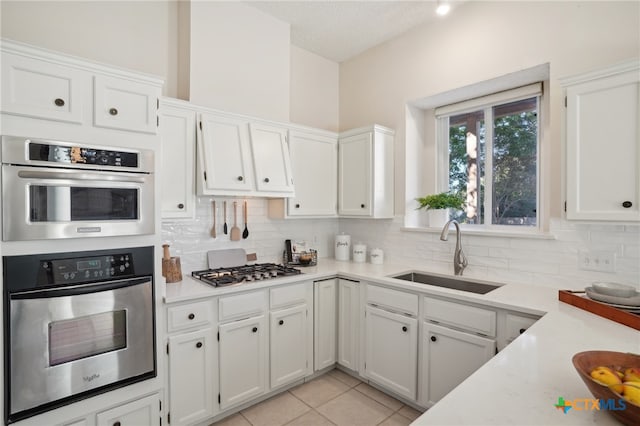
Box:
[212,369,423,426]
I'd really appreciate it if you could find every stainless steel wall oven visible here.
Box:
[1,135,154,241]
[3,246,156,424]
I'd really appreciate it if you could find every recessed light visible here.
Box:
[436,1,451,16]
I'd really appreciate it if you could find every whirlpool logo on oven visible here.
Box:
[83,373,101,383]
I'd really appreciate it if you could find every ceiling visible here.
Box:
[245,1,463,63]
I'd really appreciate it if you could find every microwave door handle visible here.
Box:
[17,170,147,183]
[10,277,152,300]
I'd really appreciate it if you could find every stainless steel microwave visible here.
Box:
[0,135,154,241]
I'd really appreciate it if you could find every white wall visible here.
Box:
[189,1,290,122]
[290,46,339,131]
[339,0,640,216]
[0,0,179,97]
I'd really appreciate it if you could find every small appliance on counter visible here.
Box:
[335,233,351,261]
[353,243,367,263]
[284,239,317,266]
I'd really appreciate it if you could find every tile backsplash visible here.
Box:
[162,198,640,291]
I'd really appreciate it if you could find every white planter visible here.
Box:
[427,209,449,228]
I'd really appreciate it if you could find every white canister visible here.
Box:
[370,248,384,264]
[353,243,367,263]
[335,234,351,261]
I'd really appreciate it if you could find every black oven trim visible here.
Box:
[3,246,157,424]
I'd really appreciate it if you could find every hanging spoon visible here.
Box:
[242,201,249,239]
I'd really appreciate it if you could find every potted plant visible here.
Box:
[415,191,465,227]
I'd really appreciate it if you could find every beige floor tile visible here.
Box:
[377,413,413,426]
[316,389,393,426]
[327,369,361,388]
[211,413,252,426]
[397,405,423,421]
[290,375,351,407]
[284,410,336,426]
[241,392,310,426]
[354,383,404,411]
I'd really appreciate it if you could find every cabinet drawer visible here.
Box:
[505,313,538,342]
[219,290,267,322]
[167,300,214,333]
[96,393,159,426]
[424,297,496,337]
[270,283,308,309]
[367,284,418,316]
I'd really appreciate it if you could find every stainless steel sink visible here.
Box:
[390,271,501,294]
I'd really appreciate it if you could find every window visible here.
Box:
[436,84,541,229]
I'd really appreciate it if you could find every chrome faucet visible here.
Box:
[440,219,468,276]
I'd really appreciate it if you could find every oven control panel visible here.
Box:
[28,142,139,168]
[40,253,135,284]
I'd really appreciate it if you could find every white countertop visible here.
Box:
[163,258,640,425]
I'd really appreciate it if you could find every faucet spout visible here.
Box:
[440,219,468,276]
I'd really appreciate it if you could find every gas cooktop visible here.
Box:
[191,263,302,287]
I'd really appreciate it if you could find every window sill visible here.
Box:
[401,226,556,240]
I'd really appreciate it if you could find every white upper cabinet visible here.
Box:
[338,125,394,218]
[1,51,86,124]
[1,39,163,136]
[197,111,255,194]
[268,127,338,218]
[159,99,196,219]
[249,123,295,194]
[562,60,640,221]
[93,75,159,134]
[196,110,297,197]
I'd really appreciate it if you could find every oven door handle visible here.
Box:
[9,277,152,300]
[17,170,147,183]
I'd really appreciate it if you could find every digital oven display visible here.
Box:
[77,259,101,270]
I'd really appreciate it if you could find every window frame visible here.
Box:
[435,84,542,232]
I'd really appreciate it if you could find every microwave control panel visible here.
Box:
[28,142,139,168]
[39,253,135,284]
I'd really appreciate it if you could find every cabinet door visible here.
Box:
[168,329,216,426]
[270,304,309,388]
[288,131,337,216]
[198,112,255,193]
[93,75,159,134]
[160,103,196,219]
[338,133,372,216]
[249,123,295,193]
[566,69,640,221]
[338,279,359,371]
[364,306,417,400]
[96,393,160,426]
[314,279,337,371]
[1,52,86,124]
[219,316,267,410]
[421,322,494,406]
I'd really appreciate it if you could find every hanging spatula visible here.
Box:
[230,201,241,241]
[211,200,217,238]
[223,201,228,235]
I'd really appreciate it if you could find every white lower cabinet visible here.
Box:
[96,393,160,426]
[364,305,418,400]
[219,315,268,410]
[270,305,309,388]
[420,322,495,407]
[337,278,360,371]
[167,329,216,425]
[314,278,337,371]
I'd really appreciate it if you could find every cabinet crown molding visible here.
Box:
[559,58,639,87]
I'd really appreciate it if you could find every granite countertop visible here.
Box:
[162,258,640,425]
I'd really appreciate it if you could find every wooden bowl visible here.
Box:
[572,351,640,425]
